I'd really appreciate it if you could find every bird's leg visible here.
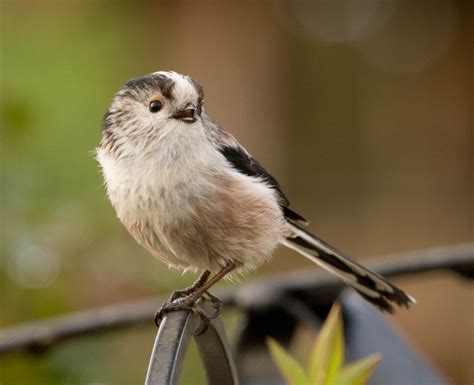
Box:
[169,270,211,302]
[154,270,210,326]
[155,263,235,334]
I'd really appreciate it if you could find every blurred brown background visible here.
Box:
[1,1,472,384]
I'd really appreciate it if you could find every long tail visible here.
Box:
[283,223,416,313]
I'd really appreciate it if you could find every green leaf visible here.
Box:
[335,354,381,385]
[267,337,309,385]
[308,303,344,385]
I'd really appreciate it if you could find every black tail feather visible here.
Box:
[284,223,415,313]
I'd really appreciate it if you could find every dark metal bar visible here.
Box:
[144,309,195,385]
[0,294,233,355]
[194,303,240,385]
[144,301,239,385]
[0,242,472,355]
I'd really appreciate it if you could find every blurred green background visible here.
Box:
[1,1,472,384]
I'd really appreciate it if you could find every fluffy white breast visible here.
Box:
[97,121,224,225]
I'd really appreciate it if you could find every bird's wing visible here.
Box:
[217,139,308,225]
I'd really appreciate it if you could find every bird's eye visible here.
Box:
[149,99,163,113]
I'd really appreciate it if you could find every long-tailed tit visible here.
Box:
[97,71,415,329]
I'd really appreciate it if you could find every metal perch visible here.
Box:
[145,300,239,385]
[0,243,472,355]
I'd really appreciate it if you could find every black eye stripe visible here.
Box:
[149,100,163,113]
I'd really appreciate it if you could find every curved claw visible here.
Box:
[154,302,212,336]
[154,296,221,332]
[154,311,161,327]
[154,300,195,327]
[154,290,224,334]
[169,289,191,302]
[201,292,223,319]
[207,301,223,319]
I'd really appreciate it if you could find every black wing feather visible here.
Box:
[219,145,308,225]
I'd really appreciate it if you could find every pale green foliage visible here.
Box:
[267,339,310,385]
[267,304,381,385]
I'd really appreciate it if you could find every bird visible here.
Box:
[96,71,415,332]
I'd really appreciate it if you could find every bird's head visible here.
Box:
[100,71,204,157]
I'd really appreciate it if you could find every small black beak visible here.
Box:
[172,103,197,123]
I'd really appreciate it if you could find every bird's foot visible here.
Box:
[154,292,223,335]
[169,287,195,302]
